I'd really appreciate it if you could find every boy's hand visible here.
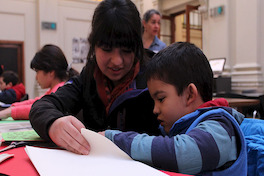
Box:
[48,116,90,155]
[98,131,105,136]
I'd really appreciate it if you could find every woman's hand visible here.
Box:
[48,115,90,155]
[0,107,12,119]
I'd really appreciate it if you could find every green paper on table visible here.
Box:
[2,130,43,141]
[0,117,29,123]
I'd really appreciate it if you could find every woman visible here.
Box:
[29,0,159,155]
[142,9,166,53]
[0,44,78,120]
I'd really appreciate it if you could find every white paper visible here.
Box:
[80,128,131,160]
[25,128,168,176]
[0,120,32,133]
[0,153,14,163]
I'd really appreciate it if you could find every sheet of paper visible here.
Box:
[0,101,11,108]
[81,128,131,160]
[0,118,32,133]
[25,128,168,176]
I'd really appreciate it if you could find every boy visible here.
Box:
[100,42,247,175]
[0,71,25,104]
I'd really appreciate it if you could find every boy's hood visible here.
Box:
[198,98,229,108]
[161,98,245,136]
[11,83,26,101]
[198,98,244,125]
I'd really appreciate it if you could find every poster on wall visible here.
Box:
[72,38,89,64]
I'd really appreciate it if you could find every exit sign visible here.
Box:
[210,6,225,17]
[41,22,57,30]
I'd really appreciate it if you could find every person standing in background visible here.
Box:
[142,9,166,53]
[0,44,78,120]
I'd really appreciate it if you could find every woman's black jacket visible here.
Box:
[29,63,160,141]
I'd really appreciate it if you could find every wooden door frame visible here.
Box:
[0,40,25,84]
[162,5,200,44]
[186,5,199,42]
[161,15,175,43]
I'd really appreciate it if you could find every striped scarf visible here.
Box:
[94,61,140,114]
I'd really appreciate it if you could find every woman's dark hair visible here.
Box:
[143,9,161,22]
[87,0,144,65]
[30,44,78,81]
[146,42,213,102]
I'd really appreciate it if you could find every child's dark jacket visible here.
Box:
[0,83,25,104]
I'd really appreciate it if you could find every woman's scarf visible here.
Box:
[94,61,140,114]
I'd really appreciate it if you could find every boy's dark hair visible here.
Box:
[1,71,19,86]
[87,0,144,65]
[30,44,79,81]
[146,42,213,102]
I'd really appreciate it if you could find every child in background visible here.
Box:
[0,71,25,104]
[101,42,247,175]
[0,44,78,120]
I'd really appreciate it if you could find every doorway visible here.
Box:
[160,5,202,49]
[0,40,25,84]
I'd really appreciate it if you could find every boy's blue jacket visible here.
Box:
[240,118,264,176]
[106,88,247,176]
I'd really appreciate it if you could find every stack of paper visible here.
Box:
[0,118,32,133]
